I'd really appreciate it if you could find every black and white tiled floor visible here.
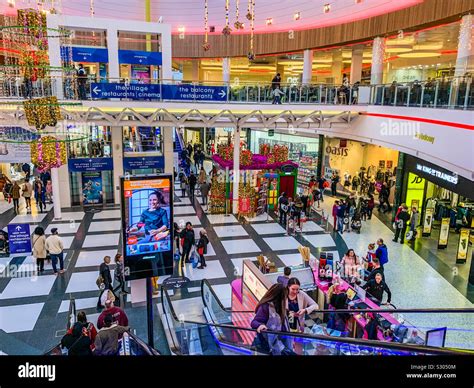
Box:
[0,180,473,353]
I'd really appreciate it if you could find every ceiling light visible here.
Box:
[398,51,441,58]
[413,44,443,50]
[355,0,362,3]
[293,12,301,20]
[385,46,412,53]
[266,18,273,26]
[178,26,185,32]
[323,3,331,13]
[7,0,15,7]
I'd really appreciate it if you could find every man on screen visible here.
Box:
[129,190,169,242]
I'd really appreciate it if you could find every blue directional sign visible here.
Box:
[123,156,164,171]
[119,50,162,66]
[68,158,114,172]
[8,224,31,254]
[90,83,161,100]
[162,84,227,101]
[70,47,109,63]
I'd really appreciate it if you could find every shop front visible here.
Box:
[70,46,109,81]
[118,49,162,83]
[321,137,399,202]
[401,155,473,271]
[184,127,249,156]
[123,126,164,175]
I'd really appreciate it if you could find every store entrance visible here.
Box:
[70,170,114,207]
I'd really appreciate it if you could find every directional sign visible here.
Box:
[162,84,227,101]
[90,83,162,100]
[7,224,31,254]
[123,156,164,171]
[68,158,114,172]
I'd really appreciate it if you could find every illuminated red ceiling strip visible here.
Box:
[361,112,474,130]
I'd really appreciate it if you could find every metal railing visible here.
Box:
[0,75,472,109]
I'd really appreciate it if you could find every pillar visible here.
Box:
[107,27,120,81]
[223,57,231,84]
[51,167,62,220]
[455,14,474,77]
[232,126,240,214]
[46,15,64,99]
[371,37,386,84]
[332,51,343,85]
[57,163,71,209]
[350,46,364,83]
[163,126,174,175]
[145,0,152,52]
[302,49,313,85]
[160,24,173,81]
[111,126,124,205]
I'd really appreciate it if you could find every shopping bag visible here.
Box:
[191,251,199,268]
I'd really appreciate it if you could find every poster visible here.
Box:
[438,218,450,249]
[410,199,420,211]
[121,175,173,280]
[7,224,31,254]
[422,207,434,236]
[81,172,103,205]
[456,229,470,263]
[0,142,31,163]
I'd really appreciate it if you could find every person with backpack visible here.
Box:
[77,311,97,351]
[375,238,389,269]
[393,204,410,244]
[196,229,209,269]
[61,321,92,356]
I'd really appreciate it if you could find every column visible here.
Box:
[371,37,386,84]
[111,126,124,205]
[160,24,173,81]
[232,127,240,214]
[223,57,231,84]
[455,14,474,77]
[163,126,174,175]
[350,46,364,83]
[46,15,64,99]
[107,27,120,81]
[145,0,152,52]
[57,163,71,209]
[332,51,343,85]
[51,167,62,220]
[302,49,313,85]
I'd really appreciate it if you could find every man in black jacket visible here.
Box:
[363,273,392,304]
[188,172,197,200]
[99,256,113,291]
[180,222,195,267]
[393,205,410,244]
[366,257,385,282]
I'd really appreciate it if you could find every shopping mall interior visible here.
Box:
[0,0,473,378]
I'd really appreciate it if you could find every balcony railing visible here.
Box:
[0,75,472,109]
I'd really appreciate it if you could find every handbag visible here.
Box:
[197,246,204,255]
[96,274,105,289]
[190,250,199,268]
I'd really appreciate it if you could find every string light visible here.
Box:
[265,18,273,26]
[7,0,15,8]
[222,0,231,35]
[203,0,210,50]
[248,0,255,60]
[90,0,94,17]
[293,12,301,21]
[234,0,244,30]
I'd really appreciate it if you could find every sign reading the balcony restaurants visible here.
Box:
[161,84,227,101]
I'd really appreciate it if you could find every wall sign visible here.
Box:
[118,50,162,66]
[0,142,31,163]
[68,158,113,172]
[438,218,450,249]
[325,146,348,157]
[123,156,164,171]
[422,207,434,236]
[242,262,267,301]
[70,47,109,63]
[416,163,458,185]
[7,224,31,254]
[456,229,470,264]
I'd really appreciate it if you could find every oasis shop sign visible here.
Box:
[325,146,349,157]
[415,164,458,185]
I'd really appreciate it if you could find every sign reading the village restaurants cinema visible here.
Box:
[416,164,458,185]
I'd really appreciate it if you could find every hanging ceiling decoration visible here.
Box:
[234,0,244,30]
[247,0,255,60]
[202,0,210,50]
[90,0,94,17]
[222,0,231,35]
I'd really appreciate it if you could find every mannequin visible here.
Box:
[344,171,351,188]
[352,174,361,191]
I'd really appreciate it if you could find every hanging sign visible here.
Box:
[456,229,470,264]
[422,207,434,236]
[438,218,450,249]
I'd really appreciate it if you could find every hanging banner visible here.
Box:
[422,207,434,236]
[438,218,450,249]
[118,50,162,66]
[81,171,103,205]
[456,229,470,264]
[0,142,31,163]
[70,47,109,63]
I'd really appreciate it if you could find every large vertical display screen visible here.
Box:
[121,175,173,280]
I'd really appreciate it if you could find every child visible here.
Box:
[271,87,285,104]
[363,243,376,271]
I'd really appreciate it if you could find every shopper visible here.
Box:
[198,167,207,185]
[33,177,46,213]
[271,87,285,104]
[336,200,347,234]
[277,192,289,226]
[113,253,127,295]
[277,267,292,287]
[22,180,33,211]
[173,222,181,253]
[188,172,197,200]
[61,321,92,356]
[367,194,375,219]
[408,207,420,241]
[97,299,129,329]
[250,283,294,355]
[393,204,410,244]
[45,180,53,203]
[362,273,392,305]
[290,196,304,230]
[180,222,195,266]
[77,311,98,350]
[196,229,209,269]
[332,200,339,231]
[331,172,340,197]
[317,175,326,202]
[32,226,47,273]
[179,172,188,198]
[366,257,385,282]
[286,278,318,332]
[99,256,113,291]
[200,180,211,209]
[378,182,392,213]
[271,73,281,90]
[94,314,129,356]
[375,238,389,269]
[11,181,21,214]
[45,228,64,275]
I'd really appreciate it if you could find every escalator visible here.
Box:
[160,280,471,356]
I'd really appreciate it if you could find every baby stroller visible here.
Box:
[0,230,9,256]
[350,211,362,234]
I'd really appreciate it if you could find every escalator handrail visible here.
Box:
[161,285,186,355]
[44,297,77,355]
[123,331,161,355]
[162,286,470,355]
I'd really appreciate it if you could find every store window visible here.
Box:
[67,126,112,159]
[123,126,163,156]
[69,170,114,206]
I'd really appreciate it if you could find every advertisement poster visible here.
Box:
[0,142,31,163]
[456,229,470,263]
[82,172,103,205]
[438,218,450,249]
[7,224,31,254]
[121,175,173,280]
[422,207,434,236]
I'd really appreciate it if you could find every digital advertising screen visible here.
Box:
[82,171,103,205]
[121,174,173,280]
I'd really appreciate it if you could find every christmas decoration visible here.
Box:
[272,144,289,162]
[203,0,210,51]
[30,135,67,172]
[222,0,232,35]
[247,0,255,59]
[259,143,271,156]
[24,97,62,129]
[241,149,252,165]
[209,174,227,214]
[234,0,244,30]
